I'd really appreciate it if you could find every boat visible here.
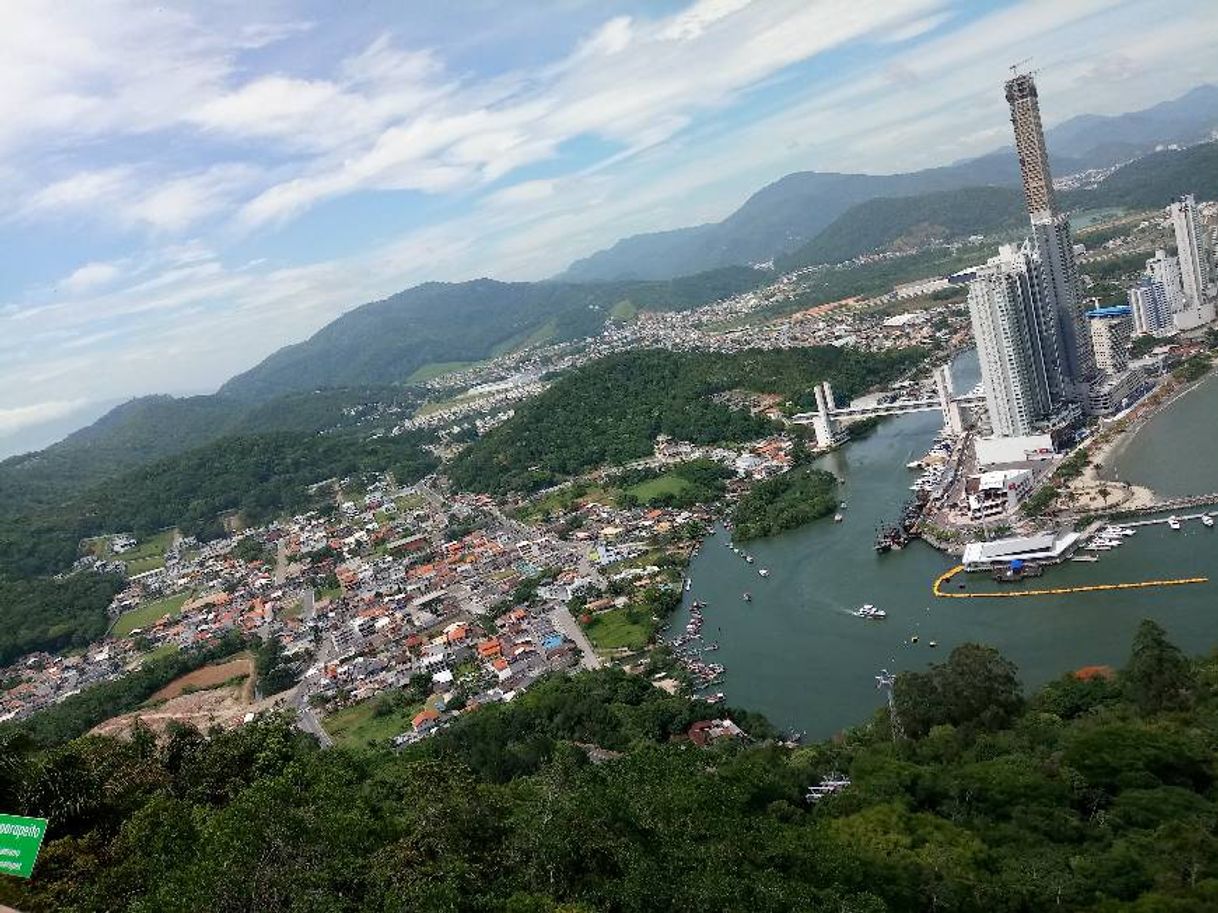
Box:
[928,640,938,648]
[834,513,844,523]
[758,568,770,577]
[910,635,919,644]
[742,592,752,602]
[853,604,887,620]
[1203,515,1215,528]
[1072,555,1100,563]
[745,555,755,564]
[1168,516,1182,530]
[684,579,691,592]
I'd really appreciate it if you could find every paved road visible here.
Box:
[548,605,602,670]
[274,540,288,585]
[290,592,334,748]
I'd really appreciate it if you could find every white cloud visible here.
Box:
[62,261,123,293]
[0,399,88,434]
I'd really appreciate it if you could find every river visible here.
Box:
[676,351,1218,737]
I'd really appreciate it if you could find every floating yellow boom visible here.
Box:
[932,565,1208,599]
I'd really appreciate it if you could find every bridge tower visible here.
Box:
[934,363,965,435]
[812,381,838,449]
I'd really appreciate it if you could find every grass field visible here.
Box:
[113,591,190,637]
[408,361,475,383]
[85,529,176,574]
[322,692,423,748]
[583,608,652,652]
[609,300,638,321]
[139,643,180,664]
[626,473,694,504]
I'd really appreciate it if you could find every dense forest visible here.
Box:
[0,430,436,580]
[450,347,924,494]
[2,621,1217,911]
[732,466,840,541]
[0,386,423,519]
[0,573,125,666]
[781,186,1026,269]
[1064,140,1218,210]
[219,269,766,401]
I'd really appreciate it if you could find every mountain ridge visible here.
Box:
[560,84,1218,281]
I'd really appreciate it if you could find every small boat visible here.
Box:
[1168,516,1182,530]
[834,513,844,523]
[910,635,919,644]
[854,604,887,620]
[928,640,938,648]
[1072,555,1100,563]
[1203,515,1215,528]
[684,579,691,591]
[758,568,770,577]
[745,555,755,564]
[742,592,752,602]
[704,692,725,704]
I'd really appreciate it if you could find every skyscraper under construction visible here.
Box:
[1004,72,1095,402]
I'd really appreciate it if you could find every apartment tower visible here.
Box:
[966,245,1055,437]
[1169,194,1216,329]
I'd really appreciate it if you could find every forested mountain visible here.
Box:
[558,84,1218,281]
[449,347,924,494]
[0,387,423,519]
[1047,83,1218,166]
[4,622,1218,912]
[779,186,1026,270]
[560,156,1035,281]
[219,268,765,402]
[0,430,436,581]
[1065,140,1218,210]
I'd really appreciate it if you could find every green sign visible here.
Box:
[0,814,48,879]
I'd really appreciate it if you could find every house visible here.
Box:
[412,708,441,732]
[687,719,745,747]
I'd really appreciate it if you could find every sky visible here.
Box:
[3,0,1218,454]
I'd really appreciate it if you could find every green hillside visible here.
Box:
[449,347,924,494]
[0,429,436,580]
[780,186,1026,270]
[219,269,766,402]
[1066,140,1218,209]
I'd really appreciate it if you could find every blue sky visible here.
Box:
[2,0,1218,452]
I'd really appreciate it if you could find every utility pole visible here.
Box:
[876,668,901,740]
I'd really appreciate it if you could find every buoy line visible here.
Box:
[932,565,1209,599]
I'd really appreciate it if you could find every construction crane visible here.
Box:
[1009,57,1034,77]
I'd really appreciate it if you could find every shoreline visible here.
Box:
[1097,368,1217,491]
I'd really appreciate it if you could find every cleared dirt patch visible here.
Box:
[149,655,254,702]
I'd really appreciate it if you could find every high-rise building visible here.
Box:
[1146,249,1187,317]
[1169,194,1215,329]
[1087,306,1133,375]
[1004,74,1056,220]
[1004,72,1095,401]
[1127,277,1174,337]
[966,244,1056,437]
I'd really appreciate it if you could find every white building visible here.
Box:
[1127,276,1175,338]
[965,245,1057,437]
[1146,249,1188,318]
[1087,306,1133,375]
[1169,194,1215,329]
[966,468,1036,521]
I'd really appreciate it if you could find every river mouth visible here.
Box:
[674,351,1218,738]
